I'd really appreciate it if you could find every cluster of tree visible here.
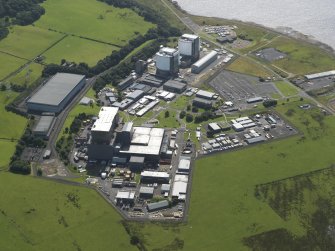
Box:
[0,0,45,40]
[56,113,90,165]
[10,83,26,92]
[9,160,31,174]
[263,99,278,108]
[69,113,89,134]
[194,111,216,123]
[11,124,46,163]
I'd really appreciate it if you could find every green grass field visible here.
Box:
[156,110,181,128]
[0,140,17,169]
[6,63,44,87]
[35,0,155,46]
[226,56,273,78]
[0,172,136,251]
[42,36,119,66]
[274,81,299,97]
[0,53,28,80]
[0,26,63,60]
[123,100,335,250]
[266,37,335,75]
[0,92,27,140]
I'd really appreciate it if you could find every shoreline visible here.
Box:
[173,1,335,55]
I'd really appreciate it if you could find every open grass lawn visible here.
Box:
[0,140,17,169]
[170,96,192,110]
[123,100,335,250]
[35,0,155,46]
[226,56,272,78]
[274,81,299,97]
[0,53,27,80]
[156,110,181,128]
[0,92,27,140]
[42,36,119,66]
[6,63,43,87]
[266,37,335,75]
[0,172,136,251]
[0,26,63,60]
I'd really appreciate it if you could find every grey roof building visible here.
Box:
[127,90,145,101]
[27,73,86,113]
[163,80,187,94]
[192,97,212,108]
[139,186,154,198]
[32,115,55,139]
[147,200,169,212]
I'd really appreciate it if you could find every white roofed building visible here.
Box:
[91,107,119,143]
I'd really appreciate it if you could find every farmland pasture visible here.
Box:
[0,140,17,169]
[35,0,155,46]
[0,26,63,60]
[0,172,136,251]
[0,92,27,140]
[0,53,27,80]
[42,36,119,66]
[6,63,44,87]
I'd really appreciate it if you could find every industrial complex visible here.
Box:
[22,31,304,222]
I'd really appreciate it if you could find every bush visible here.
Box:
[192,106,198,113]
[9,160,31,175]
[165,110,170,118]
[186,113,193,122]
[179,111,186,119]
[130,235,140,245]
[263,99,278,108]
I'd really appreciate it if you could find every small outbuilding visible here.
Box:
[147,200,169,212]
[139,186,154,199]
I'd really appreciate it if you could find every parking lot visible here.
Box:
[255,48,287,62]
[209,70,280,108]
[200,112,297,155]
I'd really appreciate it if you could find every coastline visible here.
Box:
[173,2,335,55]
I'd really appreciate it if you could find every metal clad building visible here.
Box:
[191,51,218,74]
[32,115,55,139]
[163,80,187,94]
[27,73,86,113]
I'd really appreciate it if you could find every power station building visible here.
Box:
[91,107,119,144]
[178,34,200,61]
[87,109,165,162]
[27,73,86,113]
[155,47,179,77]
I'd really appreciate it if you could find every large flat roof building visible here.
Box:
[305,70,335,80]
[27,73,86,113]
[120,127,165,159]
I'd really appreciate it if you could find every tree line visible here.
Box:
[0,0,45,40]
